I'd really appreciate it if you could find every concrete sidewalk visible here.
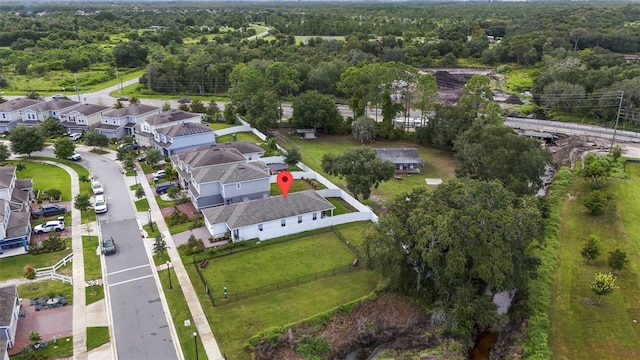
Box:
[136,167,225,360]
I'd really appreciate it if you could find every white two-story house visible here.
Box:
[203,190,335,241]
[0,98,43,132]
[96,103,160,139]
[59,103,111,134]
[153,122,215,156]
[189,161,271,210]
[19,99,81,126]
[0,167,33,256]
[135,109,204,147]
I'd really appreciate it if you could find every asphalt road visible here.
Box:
[31,147,178,360]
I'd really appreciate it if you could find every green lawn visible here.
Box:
[9,336,73,360]
[18,280,73,305]
[327,197,356,215]
[503,67,541,94]
[333,221,375,254]
[168,222,195,235]
[269,178,325,196]
[198,232,355,295]
[155,195,176,208]
[194,270,379,359]
[275,133,458,207]
[158,268,208,360]
[86,326,110,351]
[86,285,104,306]
[209,123,234,130]
[143,222,160,239]
[15,161,71,201]
[548,165,640,359]
[135,198,150,212]
[216,132,263,143]
[0,242,72,281]
[27,157,93,195]
[83,236,102,281]
[83,210,97,224]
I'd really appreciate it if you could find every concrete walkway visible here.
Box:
[136,167,225,360]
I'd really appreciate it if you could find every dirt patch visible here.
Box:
[253,293,461,360]
[159,202,197,217]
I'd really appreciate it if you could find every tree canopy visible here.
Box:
[9,126,44,157]
[321,147,395,200]
[363,179,545,337]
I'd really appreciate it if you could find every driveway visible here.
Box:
[7,299,73,356]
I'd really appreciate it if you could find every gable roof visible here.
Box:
[202,190,334,228]
[176,147,246,168]
[156,122,212,138]
[190,141,264,155]
[64,103,110,116]
[102,103,160,117]
[0,98,42,113]
[192,161,269,184]
[0,284,17,326]
[145,109,201,126]
[375,148,423,164]
[0,167,15,188]
[30,99,80,112]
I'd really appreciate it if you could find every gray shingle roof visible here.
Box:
[0,284,18,326]
[31,99,79,111]
[95,124,120,130]
[102,103,159,117]
[145,110,201,126]
[192,161,269,184]
[0,167,15,188]
[202,190,334,228]
[189,141,264,155]
[64,103,110,116]
[177,147,246,168]
[6,211,29,238]
[0,98,42,112]
[156,122,212,138]
[375,148,423,164]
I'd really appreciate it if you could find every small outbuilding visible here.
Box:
[296,129,316,139]
[375,148,423,172]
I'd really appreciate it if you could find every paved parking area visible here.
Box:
[7,299,73,355]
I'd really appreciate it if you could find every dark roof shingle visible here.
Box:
[156,122,212,138]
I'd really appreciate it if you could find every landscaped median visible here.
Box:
[83,236,104,304]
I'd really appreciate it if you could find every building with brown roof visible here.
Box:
[60,103,111,134]
[0,98,44,132]
[19,99,81,126]
[135,109,204,147]
[153,122,215,156]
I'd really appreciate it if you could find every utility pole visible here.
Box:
[74,73,81,102]
[610,91,624,155]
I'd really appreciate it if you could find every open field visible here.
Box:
[333,221,374,254]
[548,164,640,359]
[503,67,541,94]
[2,69,144,95]
[275,132,458,206]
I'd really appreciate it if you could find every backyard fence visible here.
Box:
[208,264,361,307]
[35,253,73,284]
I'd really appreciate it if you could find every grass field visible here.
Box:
[216,132,263,143]
[269,178,325,196]
[15,162,71,201]
[327,197,356,215]
[503,67,541,94]
[548,164,640,359]
[83,236,102,281]
[209,123,234,130]
[158,267,208,360]
[0,240,72,281]
[26,157,93,195]
[333,221,374,254]
[276,133,458,206]
[135,198,150,212]
[9,336,73,360]
[198,232,355,293]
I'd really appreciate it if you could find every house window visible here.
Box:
[281,219,286,227]
[258,224,263,231]
[236,183,241,190]
[298,216,302,224]
[312,213,317,221]
[1,114,5,119]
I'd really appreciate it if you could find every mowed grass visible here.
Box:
[209,122,234,130]
[216,132,263,143]
[333,221,374,255]
[199,232,354,293]
[269,178,325,195]
[158,267,208,360]
[0,241,72,281]
[548,165,640,359]
[83,236,102,281]
[18,280,73,305]
[194,269,379,360]
[16,161,71,201]
[86,326,110,351]
[327,197,356,215]
[277,133,458,205]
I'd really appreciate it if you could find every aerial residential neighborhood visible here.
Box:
[2,1,640,360]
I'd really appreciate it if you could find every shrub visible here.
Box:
[166,206,189,226]
[24,264,36,280]
[177,234,205,255]
[584,189,607,215]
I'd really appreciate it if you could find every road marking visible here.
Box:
[107,264,149,276]
[109,275,154,288]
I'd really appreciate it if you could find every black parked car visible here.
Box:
[119,143,140,150]
[31,204,67,218]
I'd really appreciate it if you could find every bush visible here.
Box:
[165,206,189,226]
[24,264,36,280]
[584,189,608,215]
[177,234,205,256]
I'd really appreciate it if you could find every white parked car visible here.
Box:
[52,94,65,100]
[94,195,107,214]
[91,181,104,195]
[152,169,166,178]
[69,133,82,141]
[34,220,65,234]
[67,152,81,161]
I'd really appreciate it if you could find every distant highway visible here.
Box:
[505,117,640,143]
